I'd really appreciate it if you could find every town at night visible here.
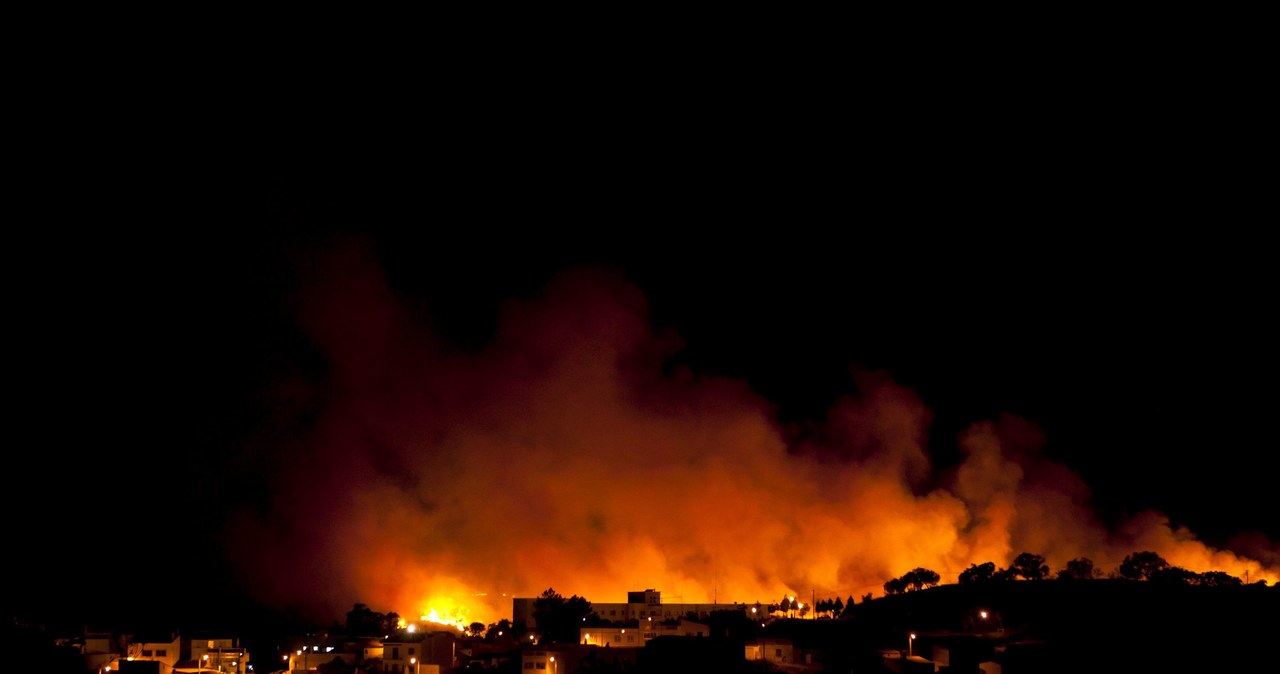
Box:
[9,34,1278,673]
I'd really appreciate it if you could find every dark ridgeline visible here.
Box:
[842,579,1280,673]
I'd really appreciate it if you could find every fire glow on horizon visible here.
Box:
[222,238,1280,626]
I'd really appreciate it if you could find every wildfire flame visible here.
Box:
[224,241,1280,628]
[420,608,468,632]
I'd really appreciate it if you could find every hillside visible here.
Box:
[831,579,1280,671]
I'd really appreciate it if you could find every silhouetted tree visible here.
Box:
[485,619,513,641]
[1150,566,1200,585]
[1119,551,1170,580]
[1057,557,1097,580]
[959,562,998,585]
[904,568,941,590]
[532,588,592,644]
[345,603,387,636]
[860,593,872,604]
[832,597,844,617]
[1010,552,1050,580]
[1199,571,1243,587]
[883,568,940,595]
[381,612,401,634]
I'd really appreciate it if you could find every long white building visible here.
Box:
[513,588,756,629]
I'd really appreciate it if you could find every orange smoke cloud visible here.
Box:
[223,236,1278,626]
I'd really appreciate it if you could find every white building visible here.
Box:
[580,618,708,648]
[515,588,750,629]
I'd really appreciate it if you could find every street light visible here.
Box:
[908,633,916,657]
[410,656,418,674]
[549,656,557,674]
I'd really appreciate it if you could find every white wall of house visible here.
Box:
[128,634,182,672]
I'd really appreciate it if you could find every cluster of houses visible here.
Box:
[40,578,1278,672]
[59,631,252,674]
[44,586,1080,673]
[49,588,811,673]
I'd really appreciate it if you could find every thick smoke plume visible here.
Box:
[224,237,1277,626]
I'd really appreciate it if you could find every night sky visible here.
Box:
[8,58,1276,633]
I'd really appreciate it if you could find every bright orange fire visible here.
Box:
[222,240,1279,627]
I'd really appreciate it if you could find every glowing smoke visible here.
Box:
[223,236,1278,625]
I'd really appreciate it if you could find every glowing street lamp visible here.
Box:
[549,655,557,674]
[410,656,418,674]
[980,610,988,620]
[908,633,917,657]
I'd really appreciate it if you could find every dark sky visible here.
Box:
[8,53,1276,632]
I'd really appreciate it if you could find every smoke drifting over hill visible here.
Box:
[223,235,1277,626]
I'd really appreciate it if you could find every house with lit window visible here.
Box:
[589,589,738,624]
[519,649,569,673]
[76,630,124,672]
[580,617,708,647]
[123,632,182,673]
[381,629,455,674]
[185,635,250,674]
[285,646,362,673]
[745,637,793,665]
